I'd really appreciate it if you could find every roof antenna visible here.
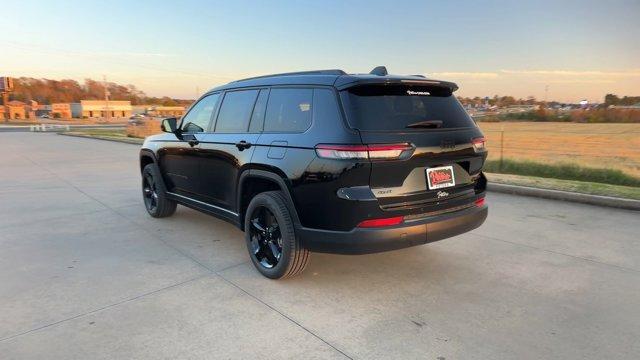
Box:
[369,66,388,76]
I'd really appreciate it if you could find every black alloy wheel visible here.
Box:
[244,191,309,279]
[142,173,159,212]
[141,163,177,218]
[249,206,283,269]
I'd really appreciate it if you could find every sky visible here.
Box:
[2,0,639,102]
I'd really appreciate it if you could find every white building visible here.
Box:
[74,100,133,118]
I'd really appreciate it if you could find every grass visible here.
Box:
[484,159,640,187]
[60,128,143,144]
[486,173,640,200]
[73,129,129,137]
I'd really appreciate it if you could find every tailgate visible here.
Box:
[339,83,487,212]
[361,129,485,211]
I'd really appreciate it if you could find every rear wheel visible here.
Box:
[245,191,309,279]
[142,164,177,218]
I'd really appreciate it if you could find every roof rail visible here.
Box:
[232,69,347,83]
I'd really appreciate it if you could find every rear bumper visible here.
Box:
[298,205,488,254]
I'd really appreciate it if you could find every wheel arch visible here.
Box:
[139,149,157,173]
[237,169,301,231]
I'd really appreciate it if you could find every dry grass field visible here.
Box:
[478,122,640,178]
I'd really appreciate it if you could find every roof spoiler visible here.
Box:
[336,78,459,92]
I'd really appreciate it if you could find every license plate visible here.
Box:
[426,166,455,190]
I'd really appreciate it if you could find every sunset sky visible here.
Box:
[2,0,638,102]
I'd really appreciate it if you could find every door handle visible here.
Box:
[188,139,199,147]
[235,140,252,151]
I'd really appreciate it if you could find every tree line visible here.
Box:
[7,77,193,106]
[457,95,540,107]
[604,94,640,107]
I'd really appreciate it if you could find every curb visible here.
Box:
[58,132,143,145]
[488,183,640,211]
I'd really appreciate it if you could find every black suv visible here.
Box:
[139,67,488,279]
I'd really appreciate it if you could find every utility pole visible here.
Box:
[1,77,14,122]
[103,75,110,121]
[1,91,8,122]
[544,85,549,106]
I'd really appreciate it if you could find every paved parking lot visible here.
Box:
[1,133,639,359]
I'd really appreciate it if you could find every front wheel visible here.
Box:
[244,191,309,279]
[142,164,177,218]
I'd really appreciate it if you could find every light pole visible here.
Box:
[103,75,110,121]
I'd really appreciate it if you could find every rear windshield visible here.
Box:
[340,84,476,131]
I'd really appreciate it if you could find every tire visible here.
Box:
[244,191,310,279]
[141,163,177,218]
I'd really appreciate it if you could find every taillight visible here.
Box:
[315,145,368,159]
[471,137,486,152]
[315,143,413,160]
[474,197,486,207]
[357,216,404,228]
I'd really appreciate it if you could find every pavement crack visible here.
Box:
[216,273,354,360]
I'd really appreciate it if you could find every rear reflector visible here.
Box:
[474,197,486,207]
[471,137,486,152]
[315,143,413,160]
[357,216,404,228]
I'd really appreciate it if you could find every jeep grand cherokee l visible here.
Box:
[139,67,488,279]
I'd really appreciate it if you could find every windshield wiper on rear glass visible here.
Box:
[405,120,443,129]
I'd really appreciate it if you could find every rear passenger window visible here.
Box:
[215,90,259,133]
[312,88,341,127]
[264,88,312,132]
[249,89,269,133]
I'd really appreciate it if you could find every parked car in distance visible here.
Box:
[139,66,488,279]
[128,115,145,125]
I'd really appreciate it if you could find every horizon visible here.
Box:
[2,0,638,103]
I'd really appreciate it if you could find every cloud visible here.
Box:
[92,52,174,58]
[430,72,499,79]
[534,79,616,84]
[500,69,640,77]
[432,69,640,80]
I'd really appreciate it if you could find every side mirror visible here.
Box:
[161,118,178,133]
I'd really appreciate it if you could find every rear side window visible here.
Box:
[215,90,259,133]
[340,85,476,131]
[264,88,313,132]
[249,89,269,133]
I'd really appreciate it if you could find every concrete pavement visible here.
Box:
[1,133,639,359]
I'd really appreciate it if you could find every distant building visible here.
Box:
[506,104,540,111]
[132,104,186,118]
[609,103,640,110]
[35,104,52,117]
[148,105,186,117]
[6,100,27,119]
[51,103,72,118]
[77,100,132,118]
[131,105,148,116]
